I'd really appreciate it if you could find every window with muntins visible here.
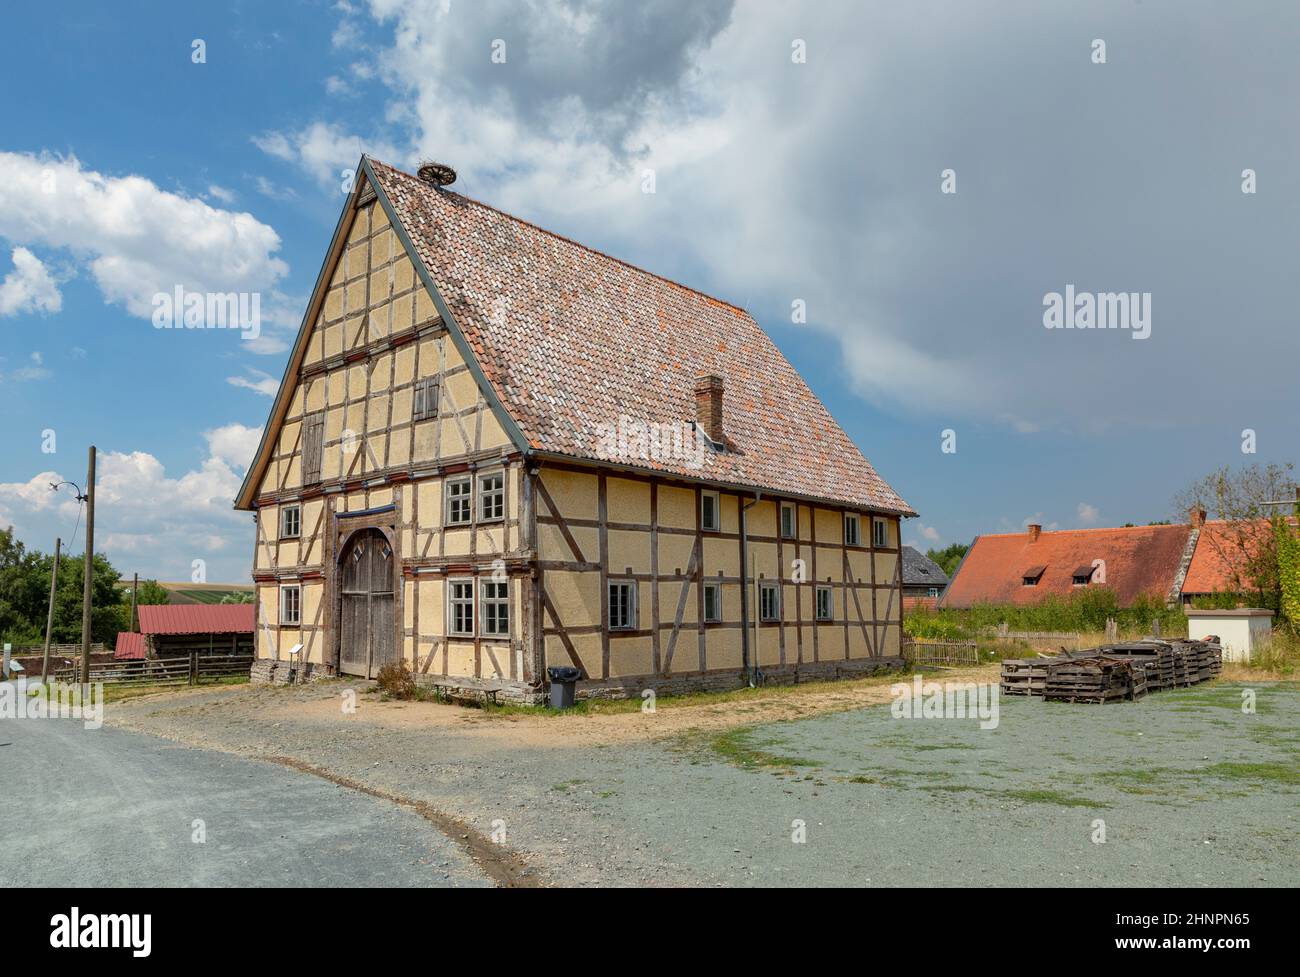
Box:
[873,518,889,548]
[844,514,861,547]
[780,503,796,539]
[609,581,636,630]
[759,582,781,622]
[280,504,301,539]
[280,585,301,626]
[449,579,475,636]
[815,585,832,621]
[479,473,504,522]
[481,580,509,636]
[446,478,472,525]
[703,582,722,623]
[701,491,720,531]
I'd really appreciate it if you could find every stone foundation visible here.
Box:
[250,659,337,685]
[574,656,906,702]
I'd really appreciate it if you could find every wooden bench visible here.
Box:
[427,678,507,706]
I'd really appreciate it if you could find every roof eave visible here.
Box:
[528,449,915,516]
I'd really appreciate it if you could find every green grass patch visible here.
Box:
[998,788,1107,808]
[705,727,820,773]
[1203,762,1300,785]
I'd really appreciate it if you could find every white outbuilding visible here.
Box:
[1184,608,1274,663]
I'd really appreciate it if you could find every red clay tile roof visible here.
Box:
[1182,518,1295,594]
[113,632,146,660]
[941,524,1192,608]
[137,604,255,636]
[366,159,913,515]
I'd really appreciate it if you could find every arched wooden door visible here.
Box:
[338,528,396,678]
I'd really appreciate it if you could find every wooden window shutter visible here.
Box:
[302,413,325,484]
[414,378,440,421]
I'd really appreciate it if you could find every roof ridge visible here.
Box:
[369,157,752,318]
[978,524,1187,539]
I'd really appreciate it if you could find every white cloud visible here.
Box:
[8,350,51,382]
[277,0,1300,437]
[0,246,61,317]
[206,184,237,204]
[0,425,262,581]
[1077,502,1100,525]
[0,151,288,322]
[227,367,281,397]
[254,120,400,190]
[204,422,264,473]
[915,523,941,543]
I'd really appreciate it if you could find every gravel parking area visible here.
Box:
[99,675,1299,887]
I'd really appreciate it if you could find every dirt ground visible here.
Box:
[101,670,1300,888]
[105,665,998,750]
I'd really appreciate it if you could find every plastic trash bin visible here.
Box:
[547,666,582,709]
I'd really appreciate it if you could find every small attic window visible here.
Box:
[1072,564,1095,586]
[1022,565,1046,586]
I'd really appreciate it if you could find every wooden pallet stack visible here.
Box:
[999,638,1222,704]
[1042,656,1145,704]
[1000,657,1051,695]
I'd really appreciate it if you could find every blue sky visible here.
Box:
[1,0,1296,582]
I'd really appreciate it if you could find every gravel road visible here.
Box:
[90,675,1299,887]
[0,712,491,887]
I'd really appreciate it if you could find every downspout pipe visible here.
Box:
[740,492,761,687]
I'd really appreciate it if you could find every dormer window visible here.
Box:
[1072,564,1095,586]
[1022,565,1046,586]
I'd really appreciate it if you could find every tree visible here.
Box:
[926,542,969,578]
[0,526,125,646]
[1173,462,1295,607]
[1276,516,1300,630]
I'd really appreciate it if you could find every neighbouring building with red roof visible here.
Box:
[235,157,914,699]
[943,507,1296,610]
[113,604,255,660]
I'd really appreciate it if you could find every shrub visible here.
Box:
[375,660,417,699]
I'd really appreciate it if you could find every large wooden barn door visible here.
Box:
[339,528,396,678]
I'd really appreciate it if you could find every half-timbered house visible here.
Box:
[235,157,915,700]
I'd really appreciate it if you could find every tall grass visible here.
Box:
[905,588,1187,641]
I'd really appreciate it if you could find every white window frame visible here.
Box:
[759,581,781,623]
[608,580,637,631]
[927,587,940,598]
[780,502,797,539]
[480,579,510,637]
[448,578,475,637]
[702,581,722,623]
[701,490,721,532]
[478,471,505,523]
[815,585,833,622]
[445,477,473,526]
[279,504,301,540]
[279,584,301,626]
[844,513,861,547]
[873,517,889,548]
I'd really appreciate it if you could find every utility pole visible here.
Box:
[41,537,61,683]
[129,572,139,633]
[80,446,96,685]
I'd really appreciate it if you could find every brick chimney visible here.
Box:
[693,374,724,444]
[1189,506,1207,529]
[1027,523,1042,542]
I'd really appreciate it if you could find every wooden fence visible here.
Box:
[989,624,1082,648]
[902,640,981,667]
[53,651,253,687]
